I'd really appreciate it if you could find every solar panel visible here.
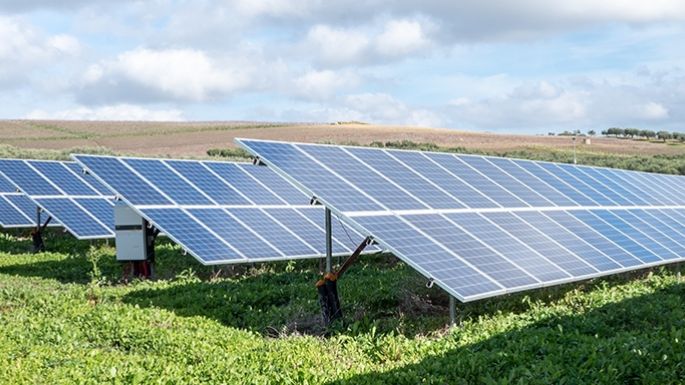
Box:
[72,155,376,265]
[0,174,58,228]
[237,138,685,302]
[0,159,114,239]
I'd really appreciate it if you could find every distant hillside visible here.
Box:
[1,119,684,158]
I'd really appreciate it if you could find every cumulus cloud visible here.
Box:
[26,104,184,121]
[146,0,685,45]
[0,0,138,13]
[375,20,430,57]
[77,48,255,103]
[343,93,443,127]
[445,68,685,131]
[639,102,669,120]
[291,69,360,100]
[303,18,432,66]
[0,16,81,86]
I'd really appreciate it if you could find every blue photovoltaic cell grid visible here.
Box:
[238,139,685,302]
[0,160,62,196]
[240,165,309,205]
[73,155,374,264]
[0,159,113,238]
[0,174,16,192]
[347,147,465,209]
[74,198,115,232]
[0,196,33,227]
[30,161,99,196]
[302,144,427,211]
[0,174,35,228]
[5,194,39,222]
[226,141,383,211]
[204,162,284,205]
[229,207,318,257]
[124,158,213,205]
[388,150,496,208]
[187,208,282,258]
[35,198,110,238]
[165,161,250,205]
[141,208,243,262]
[73,156,170,205]
[429,153,528,208]
[265,208,350,255]
[65,163,113,196]
[405,214,536,288]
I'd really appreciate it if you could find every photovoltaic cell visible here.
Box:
[238,138,685,302]
[73,154,376,265]
[0,159,111,238]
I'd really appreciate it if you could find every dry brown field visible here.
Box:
[1,119,683,157]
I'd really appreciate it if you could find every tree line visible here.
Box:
[601,127,685,142]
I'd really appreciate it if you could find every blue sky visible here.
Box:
[1,1,684,133]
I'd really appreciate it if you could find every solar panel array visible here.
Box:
[0,174,48,228]
[237,138,685,302]
[0,160,115,239]
[72,155,375,265]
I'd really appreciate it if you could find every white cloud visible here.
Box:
[47,35,81,55]
[26,104,184,121]
[344,92,443,127]
[304,18,433,66]
[639,101,669,120]
[79,48,255,103]
[292,69,359,100]
[444,68,685,131]
[305,25,370,66]
[0,16,81,86]
[142,0,685,46]
[375,20,430,57]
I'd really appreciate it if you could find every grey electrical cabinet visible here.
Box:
[114,202,148,261]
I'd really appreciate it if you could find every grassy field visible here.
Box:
[3,123,685,383]
[3,119,685,157]
[1,230,685,384]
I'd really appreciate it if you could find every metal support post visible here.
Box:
[449,295,457,326]
[32,207,46,253]
[325,207,333,273]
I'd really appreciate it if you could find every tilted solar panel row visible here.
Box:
[237,140,685,214]
[0,174,46,228]
[237,139,685,302]
[73,155,376,265]
[0,159,114,239]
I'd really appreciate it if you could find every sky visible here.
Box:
[1,1,684,133]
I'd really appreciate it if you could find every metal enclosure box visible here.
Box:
[114,202,148,261]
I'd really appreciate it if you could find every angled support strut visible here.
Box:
[317,236,373,326]
[31,207,52,253]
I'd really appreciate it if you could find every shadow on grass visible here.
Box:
[325,281,685,384]
[0,235,218,284]
[121,258,683,339]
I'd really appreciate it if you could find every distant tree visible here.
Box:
[657,131,672,142]
[625,128,640,138]
[548,132,555,136]
[639,129,656,140]
[606,127,620,136]
[587,130,596,136]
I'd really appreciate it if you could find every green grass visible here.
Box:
[1,230,685,384]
